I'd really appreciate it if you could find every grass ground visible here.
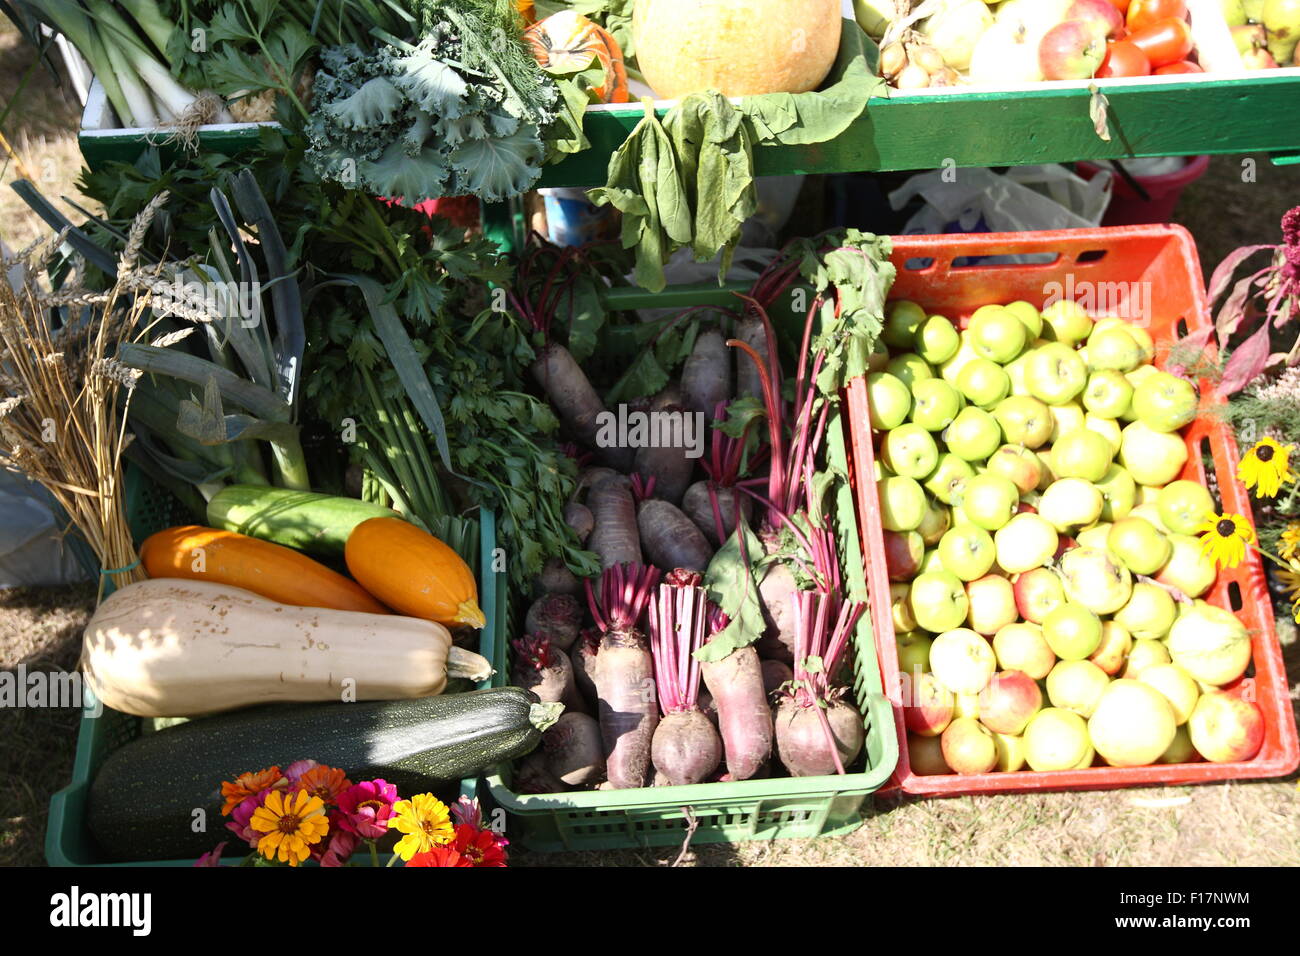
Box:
[1,17,1298,868]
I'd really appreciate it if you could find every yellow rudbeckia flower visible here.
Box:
[389,793,454,861]
[1278,523,1300,564]
[1277,566,1300,624]
[1237,437,1296,499]
[250,789,329,866]
[1196,512,1254,570]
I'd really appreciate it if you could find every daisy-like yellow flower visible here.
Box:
[1237,437,1296,499]
[388,793,454,861]
[1196,512,1254,570]
[1278,566,1300,624]
[250,789,329,866]
[1278,523,1300,564]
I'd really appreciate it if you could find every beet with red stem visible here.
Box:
[570,627,601,708]
[681,328,733,419]
[535,557,582,597]
[761,658,793,696]
[699,603,773,782]
[631,475,714,573]
[543,712,605,787]
[512,635,586,715]
[564,501,594,544]
[524,593,582,652]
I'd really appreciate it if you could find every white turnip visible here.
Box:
[544,712,605,787]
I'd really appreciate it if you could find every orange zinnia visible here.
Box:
[221,766,287,817]
[295,765,352,805]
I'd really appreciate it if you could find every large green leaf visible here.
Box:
[696,523,767,663]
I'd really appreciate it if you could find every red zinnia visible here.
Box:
[451,824,508,867]
[405,846,473,867]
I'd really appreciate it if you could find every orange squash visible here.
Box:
[525,11,630,104]
[140,525,389,614]
[515,0,537,25]
[344,517,487,629]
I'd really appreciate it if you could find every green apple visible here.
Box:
[1123,638,1171,678]
[1075,522,1111,551]
[867,341,890,374]
[1107,516,1172,575]
[994,732,1027,772]
[866,372,912,430]
[938,524,996,582]
[1094,464,1137,522]
[1082,369,1134,419]
[986,444,1045,495]
[957,358,1012,408]
[884,299,928,349]
[896,629,933,675]
[1157,480,1217,535]
[1138,664,1200,725]
[1038,478,1104,532]
[924,453,976,504]
[1058,546,1133,615]
[993,621,1055,679]
[1085,414,1122,455]
[1157,725,1197,764]
[1052,428,1115,482]
[1048,401,1087,443]
[891,582,920,632]
[939,334,981,387]
[1089,620,1133,676]
[888,352,935,389]
[1132,371,1199,433]
[879,475,928,532]
[1121,364,1160,422]
[1119,421,1189,486]
[914,314,961,365]
[1136,484,1163,506]
[968,306,1028,364]
[1129,502,1169,532]
[1024,708,1092,771]
[965,573,1018,636]
[918,499,951,546]
[1046,659,1110,718]
[881,423,940,479]
[1114,582,1178,641]
[1085,324,1143,372]
[910,570,970,633]
[1089,679,1178,767]
[993,395,1053,448]
[930,627,998,695]
[918,548,946,574]
[1025,343,1088,406]
[945,407,1002,462]
[1004,300,1044,339]
[1154,534,1217,599]
[994,513,1059,574]
[1004,351,1033,397]
[959,474,1020,531]
[1041,300,1094,345]
[1042,602,1104,660]
[910,378,963,432]
[1167,601,1252,687]
[1127,325,1156,364]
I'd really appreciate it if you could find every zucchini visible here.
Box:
[206,485,398,557]
[87,688,561,861]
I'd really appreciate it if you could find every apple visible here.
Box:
[941,717,999,774]
[908,733,952,775]
[1003,301,1044,337]
[1082,369,1134,419]
[896,628,932,675]
[1106,516,1171,575]
[1041,300,1094,346]
[914,314,962,365]
[905,671,955,736]
[1024,707,1092,771]
[994,733,1027,772]
[1059,546,1133,614]
[880,475,928,532]
[866,372,913,430]
[968,307,1028,364]
[884,530,925,581]
[887,353,934,391]
[1155,534,1217,599]
[1119,421,1189,487]
[1157,480,1217,536]
[911,378,964,432]
[945,406,1003,462]
[910,571,971,633]
[1132,371,1199,433]
[1084,324,1143,372]
[884,300,928,349]
[919,549,947,574]
[1123,638,1172,679]
[993,396,1053,448]
[918,500,951,546]
[1187,692,1265,763]
[1051,428,1114,482]
[978,669,1043,734]
[1025,343,1088,405]
[1004,351,1033,397]
[882,424,940,479]
[1085,414,1122,454]
[940,334,982,387]
[938,524,997,582]
[1094,464,1137,522]
[966,574,1018,636]
[1129,502,1169,532]
[1158,725,1199,764]
[891,582,920,633]
[1048,401,1087,443]
[954,692,982,720]
[959,474,1020,531]
[1113,582,1177,641]
[1089,620,1133,676]
[1075,522,1111,551]
[1066,0,1124,37]
[957,358,1012,408]
[1046,659,1110,717]
[986,444,1045,494]
[1038,478,1104,532]
[930,627,998,695]
[1136,484,1163,506]
[1138,664,1200,725]
[993,621,1056,679]
[994,513,1059,574]
[1012,567,1067,625]
[1088,679,1177,767]
[1042,602,1103,660]
[924,453,976,503]
[1166,601,1252,686]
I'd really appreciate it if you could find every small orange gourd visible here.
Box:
[344,517,486,629]
[525,11,630,104]
[514,0,537,25]
[140,525,389,614]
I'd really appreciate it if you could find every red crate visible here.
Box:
[846,224,1300,797]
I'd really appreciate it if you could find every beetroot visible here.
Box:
[564,502,595,544]
[682,481,752,547]
[569,628,600,709]
[773,695,865,777]
[637,499,714,573]
[633,399,698,506]
[544,712,605,787]
[756,559,799,664]
[733,314,770,403]
[512,635,585,715]
[700,644,772,781]
[586,474,643,569]
[525,593,582,652]
[761,659,793,696]
[652,711,722,787]
[536,558,582,597]
[681,328,733,419]
[515,750,565,794]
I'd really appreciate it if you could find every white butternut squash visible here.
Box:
[82,579,493,717]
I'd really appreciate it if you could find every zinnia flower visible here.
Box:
[1237,437,1296,499]
[337,779,399,839]
[1197,512,1255,569]
[1279,523,1300,563]
[318,827,361,868]
[452,824,508,867]
[294,764,352,805]
[405,846,472,867]
[221,766,286,816]
[283,760,319,785]
[225,790,271,848]
[194,842,227,867]
[388,793,455,861]
[250,789,330,866]
[450,795,484,829]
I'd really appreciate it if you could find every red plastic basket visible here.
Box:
[846,224,1300,797]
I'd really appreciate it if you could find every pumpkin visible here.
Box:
[631,0,843,98]
[81,579,494,717]
[525,11,630,104]
[515,0,537,25]
[140,525,389,614]
[345,517,487,629]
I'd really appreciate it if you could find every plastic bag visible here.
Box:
[0,470,92,589]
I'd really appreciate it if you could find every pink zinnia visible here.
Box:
[225,789,271,848]
[319,827,361,868]
[283,759,320,786]
[336,779,399,839]
[194,842,228,867]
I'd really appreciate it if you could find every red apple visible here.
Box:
[979,670,1044,735]
[884,530,925,582]
[908,733,952,775]
[1013,566,1066,624]
[1040,19,1110,80]
[966,574,1018,636]
[941,717,999,774]
[1067,0,1125,37]
[1187,692,1265,763]
[904,671,956,737]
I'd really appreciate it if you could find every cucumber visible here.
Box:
[206,485,398,557]
[87,688,562,861]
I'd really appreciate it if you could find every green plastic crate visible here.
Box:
[44,473,501,866]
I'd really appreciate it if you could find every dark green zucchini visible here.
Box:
[88,688,561,861]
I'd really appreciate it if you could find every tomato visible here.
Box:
[1127,17,1193,67]
[1154,60,1203,74]
[1096,40,1152,77]
[1126,0,1186,30]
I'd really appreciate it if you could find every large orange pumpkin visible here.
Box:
[515,0,536,25]
[525,11,630,104]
